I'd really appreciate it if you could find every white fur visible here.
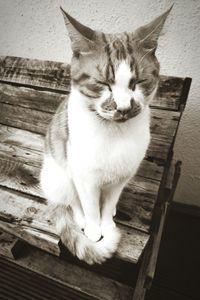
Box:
[112,60,133,111]
[68,88,150,185]
[97,61,146,115]
[40,60,151,263]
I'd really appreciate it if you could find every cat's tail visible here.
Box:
[51,205,121,265]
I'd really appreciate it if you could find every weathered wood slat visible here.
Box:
[0,82,181,165]
[0,56,71,92]
[0,154,159,233]
[0,150,159,232]
[0,82,65,112]
[0,123,164,183]
[0,96,180,140]
[0,122,163,234]
[0,101,51,135]
[0,187,60,256]
[1,248,134,300]
[0,55,191,299]
[0,127,172,168]
[0,187,149,263]
[0,57,186,111]
[0,83,180,135]
[0,103,177,162]
[152,75,185,111]
[150,109,180,140]
[0,87,180,164]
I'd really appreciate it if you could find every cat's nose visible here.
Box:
[117,99,134,116]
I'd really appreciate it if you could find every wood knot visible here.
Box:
[26,207,38,214]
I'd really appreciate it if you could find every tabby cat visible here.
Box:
[40,7,171,264]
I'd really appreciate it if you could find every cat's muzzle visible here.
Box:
[113,105,142,122]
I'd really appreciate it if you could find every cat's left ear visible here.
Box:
[60,7,98,54]
[135,6,173,51]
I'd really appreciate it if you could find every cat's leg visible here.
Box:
[101,179,128,236]
[40,155,70,205]
[40,155,85,229]
[71,197,85,230]
[73,176,101,242]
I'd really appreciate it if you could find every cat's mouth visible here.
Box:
[96,106,142,122]
[113,107,142,122]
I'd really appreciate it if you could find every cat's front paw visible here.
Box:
[101,220,116,237]
[73,210,86,230]
[84,223,101,242]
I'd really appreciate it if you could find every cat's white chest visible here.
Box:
[67,93,150,185]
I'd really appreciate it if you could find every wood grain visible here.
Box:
[0,55,191,298]
[0,56,71,92]
[1,247,134,300]
[0,187,149,264]
[0,154,159,233]
[0,122,163,233]
[0,82,180,164]
[151,75,185,111]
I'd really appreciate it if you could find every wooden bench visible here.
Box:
[0,56,191,300]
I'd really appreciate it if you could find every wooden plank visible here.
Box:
[0,82,180,130]
[0,56,71,92]
[0,95,180,139]
[0,187,60,256]
[0,123,164,233]
[0,123,163,190]
[0,124,163,185]
[137,160,163,182]
[0,82,65,112]
[0,57,186,111]
[165,160,182,193]
[0,121,172,166]
[0,101,51,135]
[0,231,24,259]
[145,203,168,290]
[132,244,152,300]
[151,75,185,111]
[0,83,181,164]
[0,149,160,233]
[0,124,43,167]
[0,157,42,197]
[117,176,160,232]
[0,187,149,264]
[150,109,180,140]
[147,135,171,162]
[0,248,134,300]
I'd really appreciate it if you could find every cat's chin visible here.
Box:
[114,111,141,122]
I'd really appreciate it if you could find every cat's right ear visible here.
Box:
[60,7,98,55]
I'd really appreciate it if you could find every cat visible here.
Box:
[40,6,172,265]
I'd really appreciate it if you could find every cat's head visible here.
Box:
[61,7,172,122]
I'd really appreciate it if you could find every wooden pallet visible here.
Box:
[0,56,191,300]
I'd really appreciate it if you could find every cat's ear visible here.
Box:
[60,7,97,54]
[135,6,173,51]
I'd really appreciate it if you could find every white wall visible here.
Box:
[0,0,200,206]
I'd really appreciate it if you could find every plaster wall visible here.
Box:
[0,0,199,206]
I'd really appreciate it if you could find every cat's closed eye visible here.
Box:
[129,78,147,91]
[96,80,112,91]
[85,83,104,94]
